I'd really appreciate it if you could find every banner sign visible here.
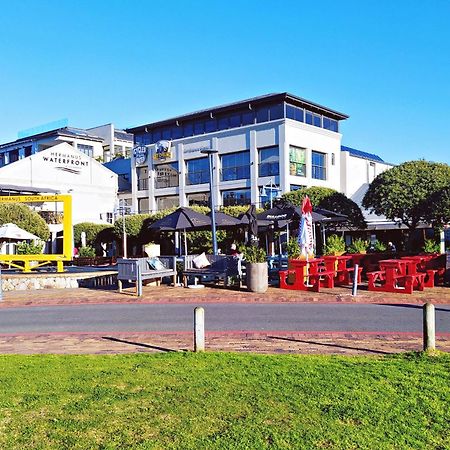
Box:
[154,140,172,161]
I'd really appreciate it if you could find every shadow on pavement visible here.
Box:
[268,336,391,355]
[380,304,450,313]
[102,336,179,353]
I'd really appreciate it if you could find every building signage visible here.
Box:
[154,140,172,161]
[41,151,89,175]
[133,145,148,165]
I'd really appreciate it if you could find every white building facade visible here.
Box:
[127,92,393,224]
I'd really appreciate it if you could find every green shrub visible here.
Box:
[323,235,346,255]
[16,241,44,255]
[422,239,440,254]
[373,240,387,252]
[347,238,369,254]
[286,237,301,259]
[73,222,113,247]
[79,246,96,257]
[243,245,266,263]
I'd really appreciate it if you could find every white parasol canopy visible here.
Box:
[0,223,40,241]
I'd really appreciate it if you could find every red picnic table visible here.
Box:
[400,255,438,287]
[322,255,362,285]
[279,258,335,291]
[367,259,426,294]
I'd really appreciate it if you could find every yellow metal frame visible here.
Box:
[0,194,72,272]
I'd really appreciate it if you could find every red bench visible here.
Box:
[279,269,320,292]
[367,270,426,294]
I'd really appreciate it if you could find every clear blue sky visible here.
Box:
[0,0,449,165]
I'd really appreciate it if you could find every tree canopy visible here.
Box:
[362,160,450,230]
[281,186,366,229]
[0,203,50,240]
[428,184,450,227]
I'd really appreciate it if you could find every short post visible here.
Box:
[137,265,143,297]
[352,264,359,297]
[0,266,3,302]
[194,307,205,352]
[423,302,436,351]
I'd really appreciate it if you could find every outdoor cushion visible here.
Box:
[193,252,211,269]
[147,257,166,271]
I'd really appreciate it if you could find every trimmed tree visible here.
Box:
[362,160,450,231]
[0,203,50,240]
[281,186,366,229]
[73,222,114,247]
[428,184,450,228]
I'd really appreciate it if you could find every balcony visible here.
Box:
[137,178,148,191]
[220,164,251,182]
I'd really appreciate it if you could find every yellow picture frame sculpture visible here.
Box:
[0,194,72,273]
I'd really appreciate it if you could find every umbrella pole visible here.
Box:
[184,230,187,256]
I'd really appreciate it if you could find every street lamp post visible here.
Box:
[201,148,219,255]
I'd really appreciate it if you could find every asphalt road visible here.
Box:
[0,303,449,334]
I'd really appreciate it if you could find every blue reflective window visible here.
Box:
[172,125,183,139]
[305,111,313,125]
[222,188,251,206]
[229,114,241,128]
[312,151,326,180]
[323,117,331,130]
[330,119,338,132]
[295,107,304,122]
[205,118,217,133]
[194,121,205,134]
[183,122,193,137]
[135,134,143,145]
[162,127,171,140]
[286,104,296,120]
[218,115,229,130]
[153,129,161,142]
[313,114,321,127]
[242,111,254,125]
[256,106,269,123]
[269,103,283,120]
[221,151,250,181]
[259,146,279,177]
[143,134,151,145]
[186,157,210,185]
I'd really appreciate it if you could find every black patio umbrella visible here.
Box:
[149,207,211,255]
[207,211,242,228]
[149,207,211,232]
[243,205,258,243]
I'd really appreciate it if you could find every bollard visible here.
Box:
[423,302,436,351]
[137,265,143,297]
[0,266,2,302]
[194,307,205,352]
[352,264,359,297]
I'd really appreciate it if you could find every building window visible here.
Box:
[290,184,306,191]
[311,151,326,180]
[222,189,251,206]
[24,146,32,157]
[156,195,179,210]
[313,113,322,127]
[259,146,279,177]
[305,111,313,125]
[137,167,148,190]
[289,146,306,177]
[187,192,210,207]
[138,197,150,214]
[221,151,250,181]
[124,147,132,158]
[77,144,94,157]
[106,212,114,224]
[331,153,335,165]
[186,157,210,185]
[103,146,111,162]
[114,145,123,157]
[155,162,179,188]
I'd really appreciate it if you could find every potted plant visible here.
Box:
[422,239,440,254]
[373,240,387,253]
[243,245,268,293]
[347,238,369,254]
[323,235,346,256]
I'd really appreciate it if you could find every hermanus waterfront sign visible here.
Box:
[41,150,89,175]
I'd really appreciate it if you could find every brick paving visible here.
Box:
[0,282,449,355]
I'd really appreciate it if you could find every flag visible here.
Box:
[297,196,314,258]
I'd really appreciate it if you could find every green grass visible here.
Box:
[0,352,449,449]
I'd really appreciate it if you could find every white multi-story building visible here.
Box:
[126,92,393,226]
[86,124,133,162]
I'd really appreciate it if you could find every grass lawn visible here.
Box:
[0,352,449,449]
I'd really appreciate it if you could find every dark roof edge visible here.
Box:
[127,92,349,133]
[341,145,388,163]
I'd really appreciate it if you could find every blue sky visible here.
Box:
[0,0,449,165]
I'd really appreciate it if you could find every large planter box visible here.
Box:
[246,262,268,293]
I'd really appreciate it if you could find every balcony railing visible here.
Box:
[220,164,251,181]
[155,175,179,189]
[137,178,148,191]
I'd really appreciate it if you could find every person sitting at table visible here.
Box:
[387,241,397,252]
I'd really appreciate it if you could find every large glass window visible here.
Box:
[205,118,217,133]
[77,144,94,157]
[256,106,269,123]
[305,111,313,125]
[221,151,250,181]
[186,157,210,185]
[222,189,251,207]
[187,192,210,207]
[155,162,179,188]
[242,110,255,126]
[289,146,306,177]
[137,167,148,190]
[269,103,283,120]
[312,151,326,180]
[156,195,179,210]
[259,146,279,177]
[138,197,150,214]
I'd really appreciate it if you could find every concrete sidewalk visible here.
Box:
[0,284,449,355]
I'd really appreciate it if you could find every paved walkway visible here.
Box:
[1,284,449,355]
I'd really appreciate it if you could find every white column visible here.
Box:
[278,123,290,194]
[212,137,221,208]
[178,144,188,207]
[249,129,259,205]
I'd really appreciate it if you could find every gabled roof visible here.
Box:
[341,145,385,162]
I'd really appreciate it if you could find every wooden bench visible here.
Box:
[117,257,177,295]
[182,254,241,287]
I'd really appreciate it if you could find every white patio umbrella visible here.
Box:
[0,223,40,241]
